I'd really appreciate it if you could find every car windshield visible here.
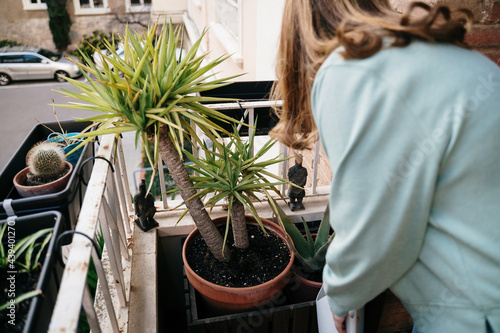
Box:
[38,49,62,61]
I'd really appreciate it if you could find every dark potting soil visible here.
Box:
[293,261,323,283]
[0,266,41,333]
[25,164,71,186]
[186,224,291,288]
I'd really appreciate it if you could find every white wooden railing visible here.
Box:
[49,134,134,333]
[48,100,329,332]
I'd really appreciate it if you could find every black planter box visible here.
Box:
[0,211,64,333]
[200,81,278,136]
[184,274,319,333]
[0,121,94,230]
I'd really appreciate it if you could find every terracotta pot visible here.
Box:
[183,215,294,311]
[13,162,73,198]
[288,233,323,302]
[290,268,323,303]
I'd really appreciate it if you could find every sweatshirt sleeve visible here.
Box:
[312,63,442,317]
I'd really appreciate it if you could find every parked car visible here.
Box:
[93,42,125,73]
[0,46,82,85]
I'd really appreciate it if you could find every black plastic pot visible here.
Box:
[0,121,94,230]
[185,273,319,333]
[0,211,64,333]
[200,80,278,136]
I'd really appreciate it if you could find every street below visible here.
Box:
[0,78,142,192]
[0,78,94,170]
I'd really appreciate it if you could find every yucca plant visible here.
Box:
[271,199,334,274]
[181,124,296,252]
[53,22,244,261]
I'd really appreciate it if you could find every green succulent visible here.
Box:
[26,142,67,180]
[271,199,334,272]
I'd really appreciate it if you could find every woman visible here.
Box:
[271,1,500,332]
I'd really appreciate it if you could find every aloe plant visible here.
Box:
[182,124,296,251]
[53,22,243,260]
[271,199,334,273]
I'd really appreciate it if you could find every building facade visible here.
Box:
[0,0,498,80]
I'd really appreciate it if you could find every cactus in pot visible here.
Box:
[26,142,67,185]
[13,142,73,197]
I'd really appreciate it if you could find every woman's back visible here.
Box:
[312,40,500,332]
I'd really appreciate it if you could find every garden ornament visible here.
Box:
[134,179,159,232]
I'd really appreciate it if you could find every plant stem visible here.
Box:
[231,197,249,249]
[157,125,230,261]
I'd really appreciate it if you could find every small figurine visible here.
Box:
[134,179,159,232]
[288,154,307,211]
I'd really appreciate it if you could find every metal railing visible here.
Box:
[154,100,327,209]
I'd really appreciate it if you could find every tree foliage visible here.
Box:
[71,30,117,65]
[46,0,72,52]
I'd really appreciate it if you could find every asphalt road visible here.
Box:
[0,77,96,171]
[0,78,142,192]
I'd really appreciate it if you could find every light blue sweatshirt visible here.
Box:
[312,40,500,332]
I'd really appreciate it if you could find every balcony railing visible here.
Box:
[49,133,134,333]
[48,100,330,332]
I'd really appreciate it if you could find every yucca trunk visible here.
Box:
[157,125,230,261]
[230,196,249,249]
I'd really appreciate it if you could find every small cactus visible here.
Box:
[26,142,67,181]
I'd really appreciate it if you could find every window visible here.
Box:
[211,0,242,64]
[0,55,25,63]
[38,49,62,61]
[131,0,151,5]
[215,0,239,40]
[23,55,43,63]
[126,0,151,13]
[73,0,109,15]
[22,0,47,10]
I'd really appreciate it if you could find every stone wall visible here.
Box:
[0,0,53,49]
[390,0,500,65]
[1,0,498,62]
[0,0,150,51]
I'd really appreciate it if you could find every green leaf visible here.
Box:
[0,224,6,265]
[269,197,312,258]
[32,231,53,272]
[13,228,53,262]
[315,204,332,251]
[0,290,41,311]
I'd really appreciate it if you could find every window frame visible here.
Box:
[212,0,242,64]
[23,54,44,63]
[125,0,152,13]
[22,0,47,11]
[0,54,25,63]
[72,0,110,15]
